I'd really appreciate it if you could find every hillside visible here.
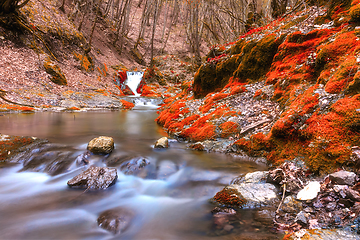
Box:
[155,0,360,173]
[0,0,197,110]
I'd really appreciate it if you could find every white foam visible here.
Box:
[126,72,144,96]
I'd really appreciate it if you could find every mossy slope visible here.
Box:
[156,0,360,173]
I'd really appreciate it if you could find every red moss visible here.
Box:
[254,89,262,98]
[325,55,358,93]
[209,107,236,119]
[219,121,239,138]
[5,105,35,112]
[213,187,246,207]
[180,123,216,142]
[67,107,80,111]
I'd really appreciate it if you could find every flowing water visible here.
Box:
[126,72,144,96]
[0,100,281,240]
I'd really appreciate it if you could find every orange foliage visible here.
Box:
[219,121,239,138]
[1,104,35,112]
[141,85,161,97]
[120,100,135,110]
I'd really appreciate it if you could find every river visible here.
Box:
[0,102,281,239]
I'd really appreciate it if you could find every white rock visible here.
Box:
[244,171,268,183]
[154,137,169,148]
[297,181,321,201]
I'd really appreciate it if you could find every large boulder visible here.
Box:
[212,171,278,208]
[97,208,135,234]
[67,166,117,189]
[87,136,114,154]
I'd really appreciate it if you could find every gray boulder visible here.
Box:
[97,208,135,234]
[87,136,114,154]
[329,170,356,186]
[212,171,278,209]
[67,166,117,189]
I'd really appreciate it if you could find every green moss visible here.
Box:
[233,34,281,82]
[193,63,218,98]
[226,39,246,55]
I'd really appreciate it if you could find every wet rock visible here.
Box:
[87,136,114,154]
[67,166,117,189]
[296,181,321,201]
[329,170,356,186]
[75,151,91,166]
[120,157,150,176]
[19,144,75,176]
[282,196,303,213]
[1,134,48,162]
[97,208,134,234]
[154,137,169,148]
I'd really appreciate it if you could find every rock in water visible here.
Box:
[67,166,117,189]
[154,137,169,148]
[97,208,135,234]
[296,181,321,201]
[212,171,278,208]
[87,136,114,154]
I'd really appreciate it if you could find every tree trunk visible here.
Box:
[150,0,159,68]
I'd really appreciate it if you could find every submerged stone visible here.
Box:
[87,136,114,154]
[97,208,135,234]
[120,156,150,176]
[67,166,117,189]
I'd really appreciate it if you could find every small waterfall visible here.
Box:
[126,71,144,96]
